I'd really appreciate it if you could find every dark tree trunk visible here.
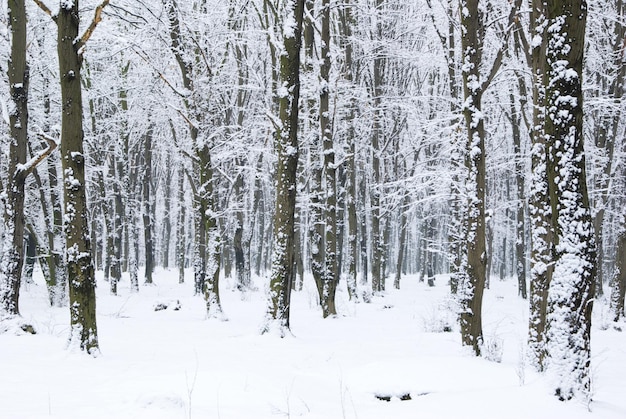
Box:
[263,0,304,335]
[162,155,173,270]
[142,125,155,285]
[1,0,29,319]
[370,0,384,294]
[544,0,595,401]
[319,0,337,317]
[509,87,527,299]
[527,0,553,372]
[233,172,249,290]
[610,222,626,322]
[458,0,487,356]
[56,0,101,354]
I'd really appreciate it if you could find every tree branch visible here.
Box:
[32,0,57,22]
[18,133,58,178]
[481,0,523,92]
[77,0,110,50]
[131,45,190,98]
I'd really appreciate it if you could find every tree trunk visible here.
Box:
[359,174,369,286]
[142,124,155,285]
[162,155,172,270]
[57,0,100,354]
[394,195,409,289]
[126,136,140,292]
[527,0,553,372]
[263,0,304,335]
[199,147,223,318]
[233,172,249,290]
[1,0,29,319]
[458,0,487,356]
[319,0,337,317]
[110,161,123,295]
[543,0,595,401]
[176,164,186,283]
[610,221,626,322]
[370,0,385,294]
[509,87,527,299]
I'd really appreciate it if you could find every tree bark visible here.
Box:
[319,0,337,317]
[263,0,304,335]
[509,86,527,299]
[525,0,553,372]
[57,0,100,354]
[1,0,29,319]
[370,0,385,294]
[176,164,186,283]
[543,0,595,401]
[142,124,155,285]
[610,221,626,322]
[458,0,487,356]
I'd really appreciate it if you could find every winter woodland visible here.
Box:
[1,0,626,416]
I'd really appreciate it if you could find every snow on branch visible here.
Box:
[481,0,524,92]
[32,0,57,22]
[17,132,58,178]
[131,46,191,98]
[77,0,110,50]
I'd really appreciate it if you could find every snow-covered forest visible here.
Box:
[1,0,626,417]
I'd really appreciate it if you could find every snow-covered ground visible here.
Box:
[1,268,625,419]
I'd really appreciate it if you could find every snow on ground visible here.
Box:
[1,268,625,419]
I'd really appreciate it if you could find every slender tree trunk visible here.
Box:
[394,195,409,289]
[110,160,123,295]
[176,164,186,284]
[233,172,249,290]
[199,147,223,318]
[359,174,369,287]
[142,124,155,285]
[370,0,385,294]
[319,0,337,317]
[162,155,172,270]
[527,0,553,372]
[127,143,140,292]
[610,220,626,322]
[509,87,527,299]
[458,0,487,356]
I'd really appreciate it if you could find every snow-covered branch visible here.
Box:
[32,0,57,22]
[17,133,58,178]
[77,0,111,51]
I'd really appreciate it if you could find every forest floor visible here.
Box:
[1,268,625,419]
